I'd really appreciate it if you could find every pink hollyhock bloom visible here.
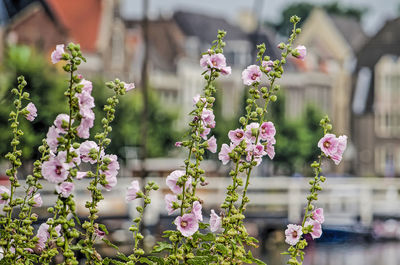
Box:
[201,109,215,128]
[193,94,207,105]
[36,222,61,251]
[166,170,192,194]
[174,213,199,237]
[331,135,347,165]
[42,155,70,183]
[100,154,119,179]
[77,117,94,139]
[77,91,95,115]
[209,54,226,69]
[104,174,117,191]
[0,186,10,204]
[32,193,43,207]
[228,129,245,145]
[56,182,74,198]
[200,127,211,140]
[253,143,266,157]
[94,228,105,240]
[260,121,276,141]
[207,136,217,153]
[218,143,234,165]
[220,66,232,76]
[312,208,325,224]
[54,114,72,133]
[294,45,307,60]
[192,201,203,221]
[80,79,93,93]
[165,194,178,215]
[126,180,140,202]
[242,65,262,86]
[262,60,274,72]
[51,44,64,64]
[210,209,222,233]
[318,134,339,157]
[79,141,102,164]
[245,122,259,143]
[200,54,211,69]
[175,141,182,147]
[76,171,87,180]
[305,219,322,239]
[25,102,37,121]
[285,224,303,245]
[57,149,81,168]
[123,82,135,92]
[46,126,60,152]
[265,141,275,160]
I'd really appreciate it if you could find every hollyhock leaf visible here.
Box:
[215,243,228,255]
[186,256,217,264]
[102,238,119,250]
[198,222,209,229]
[152,242,173,253]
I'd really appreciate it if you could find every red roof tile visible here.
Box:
[46,0,101,52]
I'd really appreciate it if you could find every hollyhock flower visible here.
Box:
[174,213,199,237]
[165,194,178,215]
[207,136,217,153]
[305,219,322,239]
[285,224,303,245]
[200,54,211,70]
[123,82,135,92]
[104,175,117,191]
[57,149,80,168]
[51,44,64,64]
[126,180,140,202]
[94,228,105,240]
[77,117,94,139]
[80,79,93,93]
[200,127,211,140]
[54,114,72,133]
[77,91,95,114]
[0,186,10,204]
[175,141,182,147]
[220,66,232,76]
[312,208,325,224]
[32,193,43,207]
[192,201,203,221]
[242,65,262,86]
[56,182,74,198]
[42,154,70,183]
[260,121,276,141]
[210,209,222,233]
[79,141,102,164]
[76,171,87,180]
[265,141,275,160]
[245,122,259,143]
[218,143,234,165]
[201,109,215,128]
[46,126,60,152]
[100,154,119,179]
[25,102,37,121]
[36,222,61,251]
[294,45,307,60]
[209,54,226,69]
[331,135,347,165]
[228,129,245,145]
[166,170,192,194]
[262,60,274,72]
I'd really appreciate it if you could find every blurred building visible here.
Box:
[280,8,366,137]
[124,10,278,127]
[352,17,400,177]
[0,0,126,76]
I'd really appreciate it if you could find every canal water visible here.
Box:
[261,241,400,265]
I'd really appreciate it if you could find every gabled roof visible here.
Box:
[0,0,56,25]
[46,0,102,52]
[329,14,367,52]
[173,10,248,43]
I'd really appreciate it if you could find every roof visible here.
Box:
[0,0,56,25]
[329,14,367,52]
[173,10,248,43]
[46,0,102,52]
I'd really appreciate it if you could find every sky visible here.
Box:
[121,0,400,35]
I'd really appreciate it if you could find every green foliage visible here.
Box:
[273,1,367,36]
[0,45,66,159]
[270,93,323,175]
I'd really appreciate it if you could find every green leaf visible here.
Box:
[142,256,165,265]
[198,222,209,229]
[102,238,119,250]
[215,243,228,255]
[152,242,173,253]
[116,252,129,262]
[193,232,215,242]
[186,255,217,264]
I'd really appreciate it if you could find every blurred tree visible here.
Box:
[0,45,66,160]
[273,1,367,36]
[269,93,323,175]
